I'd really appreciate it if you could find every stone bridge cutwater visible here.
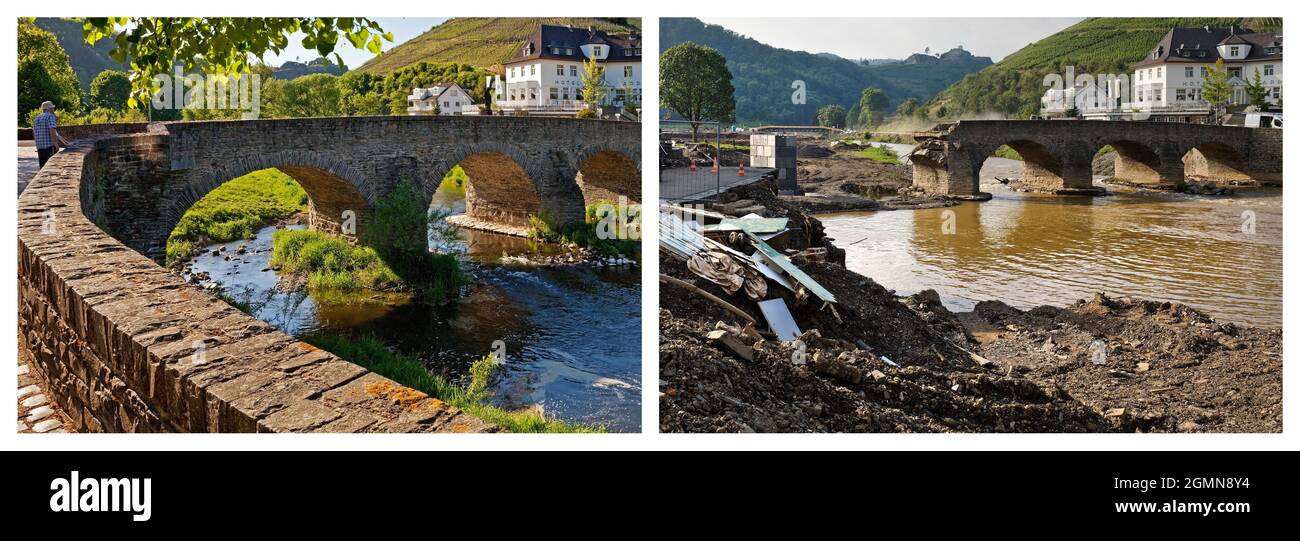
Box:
[16,116,640,433]
[909,120,1282,198]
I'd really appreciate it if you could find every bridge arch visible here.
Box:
[573,148,642,207]
[152,150,372,249]
[1095,140,1163,184]
[424,142,564,232]
[974,139,1072,193]
[1184,142,1250,182]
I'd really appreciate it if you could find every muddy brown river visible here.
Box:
[819,156,1282,328]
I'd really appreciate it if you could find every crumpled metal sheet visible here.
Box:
[687,250,767,301]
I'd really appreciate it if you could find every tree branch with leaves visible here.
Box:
[76,17,393,109]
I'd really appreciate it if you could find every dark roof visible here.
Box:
[505,24,642,65]
[1132,26,1282,68]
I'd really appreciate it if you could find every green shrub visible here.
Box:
[301,333,601,433]
[363,179,465,301]
[527,204,640,258]
[271,229,401,292]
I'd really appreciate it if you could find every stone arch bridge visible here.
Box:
[16,116,639,433]
[69,116,640,261]
[910,120,1282,197]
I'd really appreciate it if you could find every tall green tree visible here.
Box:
[896,97,923,118]
[75,17,393,108]
[817,104,847,128]
[89,70,132,111]
[1244,69,1270,108]
[18,19,81,125]
[854,87,890,128]
[579,56,609,106]
[660,42,735,140]
[1201,58,1232,122]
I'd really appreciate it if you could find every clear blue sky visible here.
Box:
[698,18,1083,62]
[256,18,447,69]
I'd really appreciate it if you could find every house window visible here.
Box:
[1200,67,1208,77]
[443,101,449,107]
[1156,67,1162,77]
[1230,46,1240,57]
[1264,64,1275,76]
[529,89,536,100]
[1176,89,1187,101]
[1185,67,1194,77]
[556,64,564,76]
[594,46,603,56]
[550,87,558,101]
[570,65,578,76]
[562,88,569,100]
[530,64,536,75]
[624,65,633,78]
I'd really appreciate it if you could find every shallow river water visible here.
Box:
[187,196,642,432]
[819,156,1282,328]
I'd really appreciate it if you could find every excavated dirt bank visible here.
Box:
[659,179,1281,433]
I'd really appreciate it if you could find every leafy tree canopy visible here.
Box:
[75,17,394,107]
[817,104,846,128]
[660,41,735,138]
[18,19,81,125]
[89,70,131,111]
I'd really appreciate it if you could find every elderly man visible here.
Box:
[33,101,71,169]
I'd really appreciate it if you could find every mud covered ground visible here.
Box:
[659,180,1282,433]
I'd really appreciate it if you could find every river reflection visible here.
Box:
[820,157,1282,328]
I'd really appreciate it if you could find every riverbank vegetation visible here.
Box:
[270,230,402,292]
[438,165,468,198]
[994,145,1023,161]
[853,145,901,164]
[527,203,641,258]
[267,181,465,300]
[165,169,308,266]
[302,334,602,433]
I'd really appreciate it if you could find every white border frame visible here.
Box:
[4,3,1295,450]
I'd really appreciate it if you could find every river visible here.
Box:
[185,192,642,432]
[819,154,1282,328]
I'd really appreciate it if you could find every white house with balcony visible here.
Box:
[495,24,641,115]
[1080,26,1282,123]
[407,82,478,115]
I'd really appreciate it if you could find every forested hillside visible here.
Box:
[661,18,988,125]
[927,17,1283,118]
